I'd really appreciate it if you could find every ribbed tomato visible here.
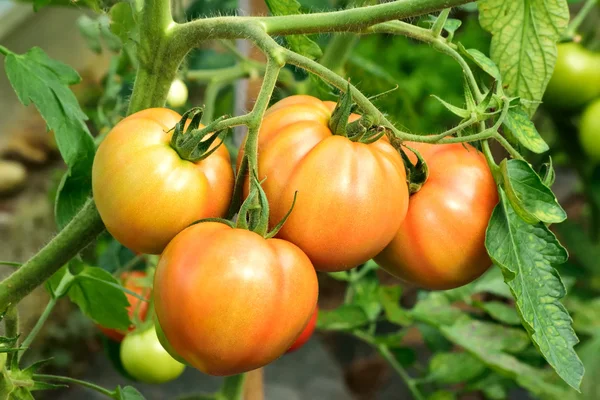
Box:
[98,271,150,342]
[375,142,498,290]
[240,95,409,272]
[92,108,234,254]
[286,306,318,353]
[153,222,319,376]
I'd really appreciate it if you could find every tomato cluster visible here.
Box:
[92,95,497,377]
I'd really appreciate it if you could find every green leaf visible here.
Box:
[54,171,93,230]
[115,386,146,400]
[4,47,96,228]
[351,270,382,321]
[316,305,369,331]
[110,2,139,45]
[327,271,351,281]
[458,45,501,82]
[441,319,571,399]
[411,292,466,326]
[19,0,101,12]
[68,265,131,330]
[265,0,322,60]
[428,352,486,384]
[78,15,103,54]
[500,159,566,224]
[477,301,521,326]
[372,331,407,348]
[472,267,512,298]
[478,0,569,116]
[502,107,550,154]
[485,189,583,390]
[379,286,412,325]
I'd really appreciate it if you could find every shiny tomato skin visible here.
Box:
[92,108,234,254]
[98,271,150,342]
[120,326,185,384]
[153,222,319,376]
[579,98,600,162]
[241,95,409,272]
[544,43,600,110]
[375,142,498,290]
[286,306,318,353]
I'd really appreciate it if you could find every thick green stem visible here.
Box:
[128,0,183,114]
[319,33,359,73]
[173,0,470,45]
[0,200,104,312]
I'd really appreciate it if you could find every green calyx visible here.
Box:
[388,134,429,194]
[328,83,383,143]
[235,168,297,239]
[170,107,227,163]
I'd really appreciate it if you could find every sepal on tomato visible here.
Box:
[170,108,227,162]
[329,82,382,143]
[397,144,429,194]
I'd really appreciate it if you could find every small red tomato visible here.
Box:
[287,306,318,353]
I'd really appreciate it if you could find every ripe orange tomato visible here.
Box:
[286,306,318,353]
[98,271,150,342]
[375,142,498,290]
[92,108,234,254]
[153,222,319,376]
[241,95,409,272]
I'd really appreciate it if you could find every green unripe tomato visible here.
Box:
[579,99,600,162]
[120,326,185,384]
[544,43,600,110]
[166,78,188,108]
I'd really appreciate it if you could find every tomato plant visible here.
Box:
[240,95,409,272]
[92,108,234,254]
[97,271,150,342]
[0,0,595,399]
[544,42,600,110]
[579,98,600,162]
[376,142,498,290]
[120,326,186,384]
[153,222,319,376]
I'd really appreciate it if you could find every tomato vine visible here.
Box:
[0,0,595,398]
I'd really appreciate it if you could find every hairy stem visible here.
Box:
[0,200,104,312]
